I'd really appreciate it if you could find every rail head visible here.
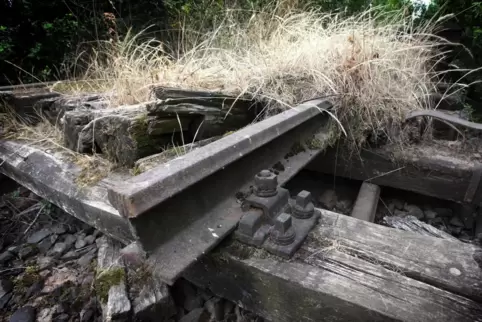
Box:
[107,99,332,218]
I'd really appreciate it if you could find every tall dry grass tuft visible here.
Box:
[0,107,113,186]
[60,5,464,150]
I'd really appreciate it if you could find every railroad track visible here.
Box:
[1,84,482,322]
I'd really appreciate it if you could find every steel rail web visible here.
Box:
[115,100,334,284]
[0,86,333,283]
[107,99,332,218]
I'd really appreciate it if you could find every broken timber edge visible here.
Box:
[185,208,482,322]
[307,142,482,205]
[0,141,136,245]
[108,99,332,218]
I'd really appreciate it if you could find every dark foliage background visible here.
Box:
[0,0,480,96]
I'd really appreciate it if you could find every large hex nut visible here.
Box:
[254,170,278,197]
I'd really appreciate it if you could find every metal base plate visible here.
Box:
[235,203,320,259]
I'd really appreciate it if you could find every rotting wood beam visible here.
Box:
[184,208,482,322]
[0,87,60,118]
[306,141,482,204]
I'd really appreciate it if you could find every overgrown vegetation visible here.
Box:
[1,0,482,163]
[0,107,113,186]
[57,5,463,150]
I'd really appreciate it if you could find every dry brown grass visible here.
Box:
[0,107,113,187]
[54,5,469,151]
[1,112,63,149]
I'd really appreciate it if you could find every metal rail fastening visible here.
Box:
[235,169,320,258]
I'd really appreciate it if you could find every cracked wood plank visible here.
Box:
[184,209,482,322]
[315,209,482,302]
[63,98,253,166]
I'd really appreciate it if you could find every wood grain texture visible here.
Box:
[62,99,253,166]
[185,209,482,322]
[316,209,482,302]
[383,215,459,241]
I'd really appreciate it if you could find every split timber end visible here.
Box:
[185,209,482,322]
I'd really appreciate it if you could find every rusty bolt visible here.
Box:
[296,190,312,208]
[270,213,296,245]
[254,170,278,197]
[275,213,292,233]
[292,190,315,219]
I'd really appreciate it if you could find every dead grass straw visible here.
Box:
[58,5,470,151]
[0,107,113,187]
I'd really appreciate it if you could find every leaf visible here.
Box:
[42,22,53,30]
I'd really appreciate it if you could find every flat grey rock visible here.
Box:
[77,249,96,267]
[27,228,54,244]
[424,210,437,220]
[0,279,13,301]
[335,199,352,214]
[0,292,12,309]
[80,298,98,322]
[36,307,54,322]
[0,251,14,264]
[179,308,209,322]
[37,256,54,270]
[391,199,404,210]
[204,297,224,321]
[37,235,58,254]
[106,283,131,321]
[62,250,80,260]
[318,190,337,209]
[62,234,77,248]
[404,204,424,220]
[18,244,38,259]
[48,242,68,258]
[449,216,464,228]
[120,242,146,268]
[75,238,87,250]
[133,276,175,321]
[434,207,453,217]
[25,280,44,298]
[51,225,67,235]
[84,235,96,245]
[9,306,36,322]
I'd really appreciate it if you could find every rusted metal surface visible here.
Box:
[1,85,334,284]
[134,108,333,283]
[107,100,332,219]
[236,179,320,258]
